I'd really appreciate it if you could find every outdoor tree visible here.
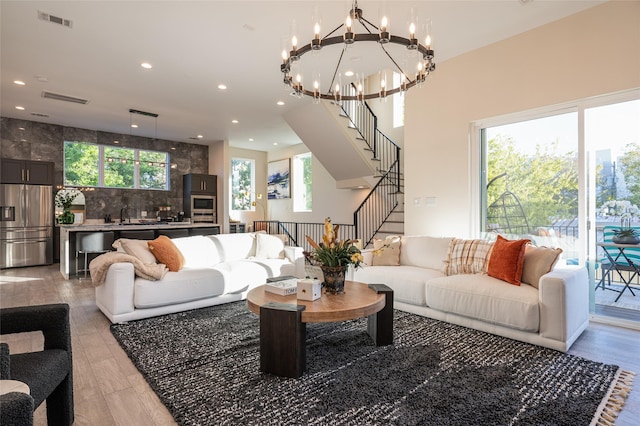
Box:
[487,135,578,233]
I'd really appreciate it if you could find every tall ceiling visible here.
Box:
[0,1,604,152]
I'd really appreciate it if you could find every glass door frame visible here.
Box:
[470,88,640,328]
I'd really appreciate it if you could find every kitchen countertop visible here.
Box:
[59,222,220,231]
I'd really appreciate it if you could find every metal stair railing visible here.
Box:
[337,85,402,247]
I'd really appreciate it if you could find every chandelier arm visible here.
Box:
[358,16,379,33]
[327,45,348,96]
[379,43,408,78]
[324,23,345,39]
[301,78,420,101]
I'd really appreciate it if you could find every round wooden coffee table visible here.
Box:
[247,280,385,322]
[247,280,394,378]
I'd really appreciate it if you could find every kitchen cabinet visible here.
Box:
[229,223,246,233]
[184,173,217,195]
[1,158,54,185]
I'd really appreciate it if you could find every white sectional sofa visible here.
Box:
[95,232,305,323]
[353,235,589,352]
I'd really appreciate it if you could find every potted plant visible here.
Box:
[612,222,640,244]
[55,189,80,224]
[305,218,363,294]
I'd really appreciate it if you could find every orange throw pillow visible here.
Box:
[147,235,185,272]
[487,235,529,286]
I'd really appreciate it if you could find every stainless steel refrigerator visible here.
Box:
[1,184,53,268]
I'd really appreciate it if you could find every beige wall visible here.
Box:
[404,1,640,237]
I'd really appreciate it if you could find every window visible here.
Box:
[231,158,255,211]
[64,141,99,186]
[63,141,169,190]
[480,112,579,259]
[293,152,312,212]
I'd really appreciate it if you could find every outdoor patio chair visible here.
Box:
[597,225,640,293]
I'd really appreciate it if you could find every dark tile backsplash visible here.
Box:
[1,117,209,220]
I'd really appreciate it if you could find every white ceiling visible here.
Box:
[0,1,605,152]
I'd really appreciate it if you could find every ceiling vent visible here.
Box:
[42,91,89,105]
[37,11,73,28]
[30,112,50,118]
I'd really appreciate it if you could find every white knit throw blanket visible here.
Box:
[89,252,168,287]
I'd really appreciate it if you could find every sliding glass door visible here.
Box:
[476,91,640,325]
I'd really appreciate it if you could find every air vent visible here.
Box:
[42,91,89,105]
[30,112,50,118]
[37,11,73,28]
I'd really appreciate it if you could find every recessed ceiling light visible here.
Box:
[18,127,25,131]
[14,80,26,86]
[217,84,227,90]
[249,138,254,142]
[196,134,203,139]
[232,119,239,124]
[171,147,176,150]
[277,101,285,106]
[273,142,278,146]
[141,62,153,69]
[15,106,25,110]
[113,140,120,144]
[131,124,138,128]
[344,71,354,77]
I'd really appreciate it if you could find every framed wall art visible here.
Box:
[267,158,290,199]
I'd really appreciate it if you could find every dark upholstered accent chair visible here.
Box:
[0,304,74,426]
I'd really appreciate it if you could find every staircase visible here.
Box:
[283,89,404,248]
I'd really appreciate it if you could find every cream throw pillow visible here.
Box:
[114,239,157,264]
[372,236,401,266]
[521,246,563,288]
[255,232,285,259]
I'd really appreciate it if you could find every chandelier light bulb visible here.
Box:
[409,23,416,38]
[346,16,352,32]
[282,50,288,62]
[425,34,432,49]
[380,16,390,43]
[314,23,320,38]
[291,36,298,50]
[381,16,388,32]
[314,80,319,90]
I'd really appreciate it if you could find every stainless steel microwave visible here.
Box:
[191,195,216,223]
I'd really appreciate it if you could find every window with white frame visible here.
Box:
[63,141,169,190]
[230,158,255,211]
[293,152,312,212]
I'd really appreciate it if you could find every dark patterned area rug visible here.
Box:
[111,302,634,426]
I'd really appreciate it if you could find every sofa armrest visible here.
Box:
[284,246,305,278]
[95,263,136,318]
[538,266,589,343]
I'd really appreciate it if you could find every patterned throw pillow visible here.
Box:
[445,238,494,276]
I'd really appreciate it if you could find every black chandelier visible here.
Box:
[280,1,436,102]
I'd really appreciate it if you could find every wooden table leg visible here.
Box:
[367,284,394,346]
[259,302,306,378]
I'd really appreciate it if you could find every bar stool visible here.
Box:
[75,231,114,279]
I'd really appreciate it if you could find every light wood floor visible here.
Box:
[1,264,640,426]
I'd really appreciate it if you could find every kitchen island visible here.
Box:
[59,222,221,279]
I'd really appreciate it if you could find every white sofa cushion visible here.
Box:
[209,233,257,262]
[212,259,290,294]
[353,265,445,306]
[426,274,540,332]
[172,235,221,267]
[134,267,225,309]
[400,236,453,271]
[255,233,285,259]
